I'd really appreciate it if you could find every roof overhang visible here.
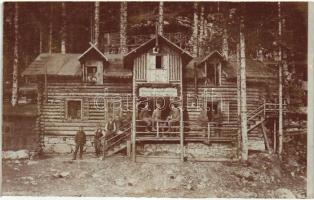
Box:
[78,43,109,62]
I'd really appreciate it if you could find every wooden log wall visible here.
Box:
[42,82,132,136]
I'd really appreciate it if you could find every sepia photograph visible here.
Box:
[1,1,310,198]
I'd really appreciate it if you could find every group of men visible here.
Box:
[72,104,222,160]
[72,112,132,160]
[139,102,181,133]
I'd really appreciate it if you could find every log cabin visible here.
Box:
[20,34,282,162]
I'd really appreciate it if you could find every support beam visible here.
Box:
[261,122,271,154]
[131,71,136,162]
[239,19,248,161]
[180,59,184,162]
[278,2,283,157]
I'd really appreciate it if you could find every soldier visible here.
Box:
[197,106,209,134]
[139,103,152,132]
[73,126,86,160]
[94,124,103,157]
[167,104,181,134]
[152,102,162,131]
[104,115,117,137]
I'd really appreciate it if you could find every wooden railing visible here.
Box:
[102,123,131,152]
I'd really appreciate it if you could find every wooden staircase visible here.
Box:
[103,126,131,158]
[245,101,286,151]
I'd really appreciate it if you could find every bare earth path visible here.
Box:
[2,152,306,198]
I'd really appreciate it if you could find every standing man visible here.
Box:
[139,103,152,132]
[197,105,209,134]
[94,124,103,157]
[167,104,180,135]
[73,126,86,160]
[152,102,162,131]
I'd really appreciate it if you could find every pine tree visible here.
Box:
[191,2,199,57]
[61,2,66,54]
[11,3,19,106]
[158,1,164,35]
[94,2,100,46]
[120,2,128,54]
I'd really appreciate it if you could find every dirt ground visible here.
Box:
[2,144,306,198]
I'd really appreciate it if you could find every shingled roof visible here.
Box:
[22,53,81,77]
[185,51,277,81]
[22,53,132,78]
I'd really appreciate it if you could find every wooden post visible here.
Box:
[180,59,184,162]
[261,122,271,154]
[278,2,283,157]
[207,123,210,143]
[156,121,159,137]
[236,43,241,117]
[239,18,248,161]
[273,119,277,152]
[131,72,136,162]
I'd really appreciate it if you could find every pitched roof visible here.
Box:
[124,34,193,63]
[185,52,277,81]
[22,53,81,77]
[104,54,132,78]
[186,50,224,70]
[225,59,277,80]
[78,43,108,62]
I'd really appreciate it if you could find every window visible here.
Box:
[67,100,82,120]
[155,55,162,69]
[206,62,221,86]
[86,66,97,83]
[207,101,219,121]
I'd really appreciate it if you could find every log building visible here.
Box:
[18,33,282,162]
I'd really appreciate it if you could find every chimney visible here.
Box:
[222,29,228,60]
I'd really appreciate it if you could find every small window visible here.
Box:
[67,100,82,120]
[156,55,162,69]
[86,66,97,83]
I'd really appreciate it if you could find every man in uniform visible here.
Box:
[139,103,152,132]
[73,126,86,160]
[167,104,181,135]
[197,106,209,134]
[94,124,103,157]
[152,102,162,131]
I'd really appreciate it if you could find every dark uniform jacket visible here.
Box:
[75,131,86,145]
[94,129,103,141]
[139,109,151,120]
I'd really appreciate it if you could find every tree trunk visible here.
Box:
[240,19,248,161]
[199,5,205,55]
[94,2,100,46]
[120,2,127,54]
[222,29,228,59]
[11,3,19,107]
[278,2,283,157]
[49,4,53,54]
[61,2,66,54]
[158,1,164,35]
[192,2,199,57]
[39,24,43,54]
